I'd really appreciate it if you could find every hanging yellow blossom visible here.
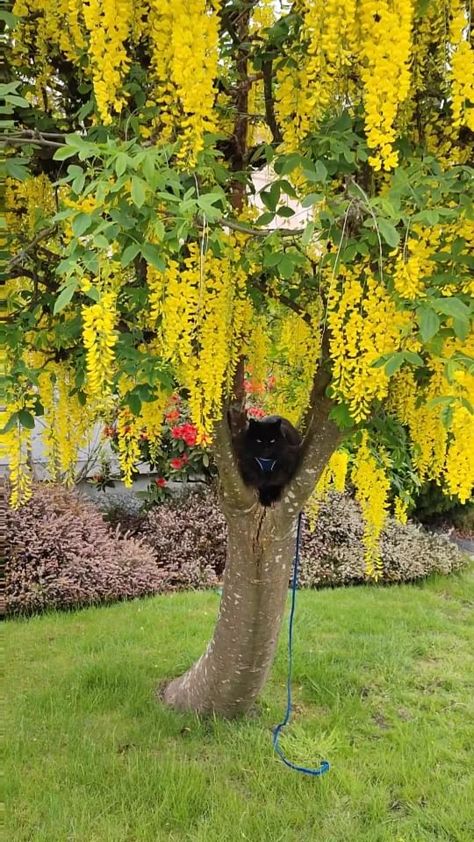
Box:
[82,291,118,401]
[116,408,141,486]
[352,433,391,579]
[148,0,221,162]
[306,449,350,530]
[82,0,133,124]
[327,265,412,421]
[394,496,409,524]
[270,307,321,424]
[2,404,33,508]
[449,1,474,131]
[359,0,414,171]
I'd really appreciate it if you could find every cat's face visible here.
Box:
[246,418,282,456]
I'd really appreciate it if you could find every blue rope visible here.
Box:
[272,511,330,777]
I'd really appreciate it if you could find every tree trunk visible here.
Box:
[163,503,298,716]
[162,387,342,717]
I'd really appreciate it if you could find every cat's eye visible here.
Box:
[269,438,276,443]
[256,438,262,443]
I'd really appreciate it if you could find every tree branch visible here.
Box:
[252,276,311,323]
[262,59,283,145]
[8,227,57,270]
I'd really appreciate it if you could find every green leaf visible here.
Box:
[141,243,165,270]
[196,193,223,219]
[53,283,77,315]
[314,160,328,182]
[18,409,35,430]
[301,221,315,247]
[276,206,295,218]
[5,160,28,180]
[278,255,295,279]
[384,352,405,376]
[53,146,77,161]
[72,213,93,238]
[417,305,440,342]
[202,452,210,468]
[121,242,141,267]
[126,392,142,415]
[453,317,470,341]
[256,212,275,226]
[301,193,322,208]
[0,412,19,434]
[263,251,282,268]
[72,171,85,194]
[261,182,280,212]
[404,351,424,367]
[131,177,146,208]
[115,153,128,177]
[378,218,400,248]
[275,154,301,176]
[433,297,470,321]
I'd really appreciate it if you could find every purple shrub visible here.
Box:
[5,485,166,616]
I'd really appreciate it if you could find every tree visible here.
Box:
[2,0,473,715]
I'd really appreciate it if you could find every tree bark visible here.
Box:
[162,370,342,717]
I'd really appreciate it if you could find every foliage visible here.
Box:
[5,484,164,615]
[299,492,467,588]
[6,484,466,616]
[3,0,474,576]
[5,567,474,841]
[143,489,226,581]
[99,392,217,505]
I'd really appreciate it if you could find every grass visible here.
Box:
[6,565,474,842]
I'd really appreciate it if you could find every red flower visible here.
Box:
[266,375,276,390]
[155,477,167,487]
[248,406,265,419]
[103,425,115,437]
[165,408,180,423]
[170,454,189,470]
[171,423,198,447]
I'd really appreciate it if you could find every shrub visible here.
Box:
[143,488,224,588]
[5,485,166,616]
[143,489,466,589]
[298,493,467,588]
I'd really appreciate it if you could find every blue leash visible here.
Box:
[272,512,330,777]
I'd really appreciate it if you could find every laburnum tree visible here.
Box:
[2,0,473,716]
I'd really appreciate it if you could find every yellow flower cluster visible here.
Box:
[138,390,169,462]
[6,175,56,236]
[327,265,411,421]
[276,0,356,148]
[393,495,408,524]
[393,225,442,300]
[359,0,414,171]
[148,239,247,438]
[306,449,350,530]
[270,308,321,424]
[148,0,221,162]
[449,1,474,131]
[247,314,272,392]
[388,335,474,503]
[82,291,118,402]
[12,0,85,90]
[351,433,391,579]
[36,363,92,483]
[1,404,33,509]
[116,409,141,487]
[82,0,133,124]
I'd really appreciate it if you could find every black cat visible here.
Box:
[232,415,302,506]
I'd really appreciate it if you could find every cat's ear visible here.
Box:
[273,418,282,430]
[248,418,259,429]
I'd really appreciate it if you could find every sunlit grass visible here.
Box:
[6,564,474,841]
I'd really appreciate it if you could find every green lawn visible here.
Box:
[6,565,474,842]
